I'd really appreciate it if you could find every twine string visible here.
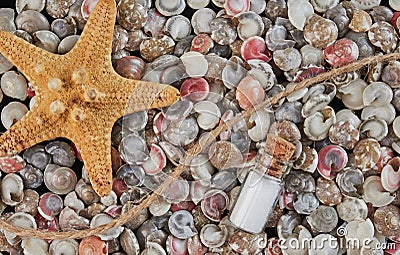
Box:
[0,52,398,241]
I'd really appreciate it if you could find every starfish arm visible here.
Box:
[0,109,60,157]
[73,128,113,197]
[0,31,59,82]
[106,77,180,119]
[66,0,116,67]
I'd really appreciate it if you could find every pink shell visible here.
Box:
[240,36,272,62]
[0,155,25,173]
[104,205,122,218]
[35,213,59,232]
[114,56,146,80]
[154,111,169,135]
[180,78,210,102]
[376,147,394,172]
[293,66,325,82]
[236,76,265,110]
[386,242,400,255]
[38,192,63,220]
[141,144,167,175]
[79,236,107,255]
[323,38,359,68]
[224,0,250,16]
[201,190,228,222]
[27,84,35,98]
[267,237,283,255]
[112,179,128,197]
[188,235,208,255]
[282,192,295,210]
[381,161,400,192]
[171,201,196,212]
[81,0,99,20]
[317,145,348,179]
[191,34,214,54]
[167,235,189,255]
[71,142,83,162]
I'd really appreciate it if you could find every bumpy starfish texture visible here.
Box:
[0,0,180,196]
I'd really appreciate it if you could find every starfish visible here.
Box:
[0,0,180,196]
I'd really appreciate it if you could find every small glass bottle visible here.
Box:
[229,134,296,234]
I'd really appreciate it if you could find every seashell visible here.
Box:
[311,0,339,12]
[22,144,50,170]
[155,0,185,16]
[228,230,267,254]
[303,14,338,49]
[79,236,107,255]
[208,141,243,170]
[248,108,272,141]
[315,178,342,206]
[287,0,314,31]
[362,82,393,107]
[0,8,16,33]
[372,6,393,23]
[325,5,350,38]
[112,25,128,53]
[193,101,221,130]
[49,239,79,255]
[335,110,361,129]
[119,133,148,164]
[382,61,400,88]
[33,30,60,53]
[116,164,145,187]
[360,118,388,141]
[169,210,197,239]
[210,18,238,45]
[293,145,317,173]
[75,179,100,205]
[187,0,209,9]
[350,0,381,10]
[345,218,375,250]
[166,235,188,255]
[140,35,175,62]
[237,11,264,40]
[125,30,147,52]
[1,173,24,206]
[21,238,48,255]
[338,78,367,110]
[99,191,117,207]
[235,76,265,110]
[273,47,302,72]
[180,78,210,102]
[381,162,400,192]
[304,106,336,141]
[277,211,302,239]
[0,53,13,75]
[190,34,214,54]
[224,0,251,17]
[349,9,373,33]
[142,242,167,255]
[368,21,398,53]
[180,51,208,78]
[200,224,228,248]
[188,234,208,254]
[363,175,395,206]
[201,189,228,222]
[293,192,319,214]
[120,228,140,255]
[324,38,359,67]
[91,213,124,241]
[0,155,25,173]
[268,120,301,144]
[189,154,214,186]
[345,32,375,61]
[317,145,347,179]
[191,8,216,35]
[285,171,315,194]
[310,234,339,255]
[374,205,400,237]
[275,101,303,124]
[0,71,28,101]
[1,101,28,130]
[59,207,89,230]
[222,56,246,89]
[391,0,400,11]
[64,191,84,213]
[51,17,77,39]
[337,197,368,222]
[142,9,165,37]
[148,196,171,217]
[18,164,43,189]
[336,167,364,197]
[38,192,63,220]
[300,45,324,67]
[362,105,396,125]
[164,15,191,41]
[80,0,99,20]
[117,0,147,32]
[141,144,167,175]
[4,212,36,245]
[162,116,199,146]
[240,36,272,62]
[329,121,359,150]
[15,10,50,33]
[15,0,45,13]
[354,138,381,170]
[46,141,76,167]
[15,189,39,215]
[58,35,80,54]
[211,170,237,192]
[306,205,338,233]
[115,56,146,81]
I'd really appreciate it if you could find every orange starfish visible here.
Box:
[0,0,180,196]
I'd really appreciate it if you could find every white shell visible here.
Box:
[100,190,117,206]
[155,0,185,16]
[29,95,37,109]
[181,51,208,78]
[338,79,367,110]
[33,30,61,53]
[363,82,393,107]
[393,116,400,139]
[336,197,368,222]
[336,109,361,128]
[64,191,84,214]
[149,196,171,216]
[1,173,24,206]
[248,108,272,141]
[49,239,79,255]
[247,60,276,90]
[351,0,381,10]
[58,35,80,54]
[362,175,395,207]
[164,15,191,41]
[191,8,216,35]
[250,0,266,14]
[1,101,28,130]
[222,56,247,89]
[301,94,331,118]
[288,0,314,31]
[304,106,336,141]
[361,104,396,124]
[300,45,325,67]
[0,54,14,74]
[142,242,166,255]
[310,0,339,12]
[237,11,264,40]
[16,0,45,13]
[359,118,388,141]
[390,0,400,10]
[1,71,28,100]
[381,164,400,192]
[4,212,37,245]
[90,213,124,241]
[190,154,215,186]
[286,83,308,102]
[200,224,228,248]
[193,101,221,130]
[187,0,210,9]
[21,238,49,255]
[309,234,339,255]
[345,218,375,243]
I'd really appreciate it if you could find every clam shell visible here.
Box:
[362,105,396,124]
[224,0,250,16]
[247,59,276,90]
[236,75,265,109]
[51,17,77,39]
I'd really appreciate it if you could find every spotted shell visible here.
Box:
[303,14,338,49]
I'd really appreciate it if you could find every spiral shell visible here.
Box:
[336,167,364,197]
[337,197,368,222]
[303,14,338,49]
[374,205,400,237]
[324,38,359,67]
[306,205,338,233]
[368,21,398,53]
[0,71,28,101]
[117,0,147,31]
[155,0,185,16]
[44,164,77,195]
